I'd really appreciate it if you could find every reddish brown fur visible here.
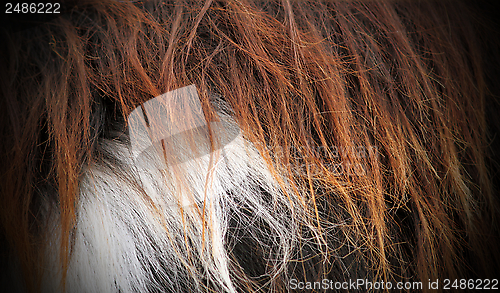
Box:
[1,0,499,292]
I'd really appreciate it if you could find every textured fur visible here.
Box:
[1,1,499,292]
[41,109,301,292]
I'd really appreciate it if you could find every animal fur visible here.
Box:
[1,1,499,292]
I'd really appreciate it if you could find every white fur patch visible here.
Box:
[42,110,298,292]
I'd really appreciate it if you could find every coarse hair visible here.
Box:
[1,0,499,292]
